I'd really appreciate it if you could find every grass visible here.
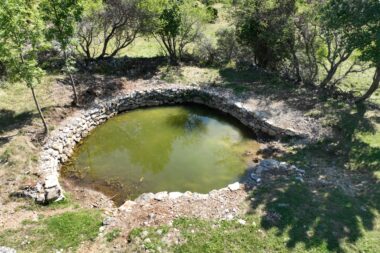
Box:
[123,37,164,58]
[128,179,380,253]
[0,75,59,132]
[16,193,80,212]
[105,228,122,242]
[0,210,102,253]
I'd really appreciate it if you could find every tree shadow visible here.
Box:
[0,109,34,134]
[218,67,354,113]
[58,74,126,106]
[246,102,380,252]
[77,56,167,80]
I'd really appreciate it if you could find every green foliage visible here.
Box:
[0,0,46,88]
[77,0,143,60]
[41,0,83,50]
[235,0,297,70]
[142,0,212,62]
[323,0,380,65]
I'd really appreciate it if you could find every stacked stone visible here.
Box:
[250,159,306,184]
[33,85,301,204]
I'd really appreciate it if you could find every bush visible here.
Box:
[206,6,218,23]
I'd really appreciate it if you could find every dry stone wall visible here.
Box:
[34,85,300,203]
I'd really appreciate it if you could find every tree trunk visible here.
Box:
[64,50,79,106]
[290,44,301,84]
[31,86,49,134]
[320,65,338,88]
[69,72,79,106]
[355,66,380,103]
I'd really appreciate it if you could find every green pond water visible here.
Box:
[62,104,260,205]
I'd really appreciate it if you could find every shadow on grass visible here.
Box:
[0,109,34,134]
[78,56,167,80]
[248,103,380,252]
[218,67,350,113]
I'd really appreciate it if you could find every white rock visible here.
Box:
[0,246,16,253]
[119,200,136,212]
[135,193,155,202]
[168,192,183,200]
[141,230,149,238]
[192,193,208,200]
[154,191,168,201]
[228,182,241,191]
[44,175,59,188]
[225,214,234,220]
[237,219,246,225]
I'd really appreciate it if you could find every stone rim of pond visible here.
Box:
[24,85,305,204]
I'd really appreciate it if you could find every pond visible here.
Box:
[61,104,260,205]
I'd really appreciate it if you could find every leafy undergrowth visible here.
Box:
[0,210,102,253]
[129,180,379,253]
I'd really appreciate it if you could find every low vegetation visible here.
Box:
[0,210,102,252]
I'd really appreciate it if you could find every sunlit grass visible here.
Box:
[0,210,102,253]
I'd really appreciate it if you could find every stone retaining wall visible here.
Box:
[34,85,299,203]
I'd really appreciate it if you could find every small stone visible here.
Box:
[45,187,61,202]
[225,214,234,220]
[102,216,113,226]
[279,162,289,170]
[295,176,304,183]
[156,229,163,235]
[141,230,149,238]
[168,192,183,200]
[260,159,280,170]
[144,238,151,244]
[44,175,59,188]
[135,193,155,202]
[154,191,168,201]
[237,219,246,225]
[250,173,261,183]
[0,246,16,253]
[119,200,136,212]
[295,168,305,175]
[228,182,241,191]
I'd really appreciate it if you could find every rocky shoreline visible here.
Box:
[28,84,308,205]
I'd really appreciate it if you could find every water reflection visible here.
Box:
[62,104,260,205]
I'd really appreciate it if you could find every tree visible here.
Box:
[77,0,144,61]
[235,0,297,70]
[323,0,380,102]
[41,0,83,106]
[142,0,211,64]
[0,0,49,134]
[289,5,319,85]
